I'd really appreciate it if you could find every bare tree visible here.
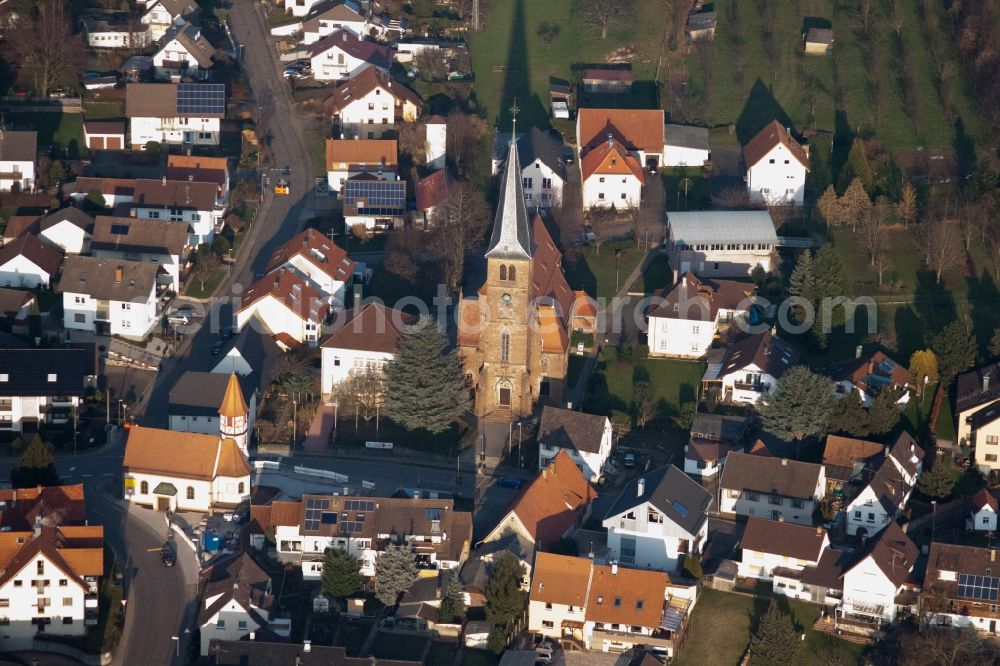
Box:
[396,121,428,164]
[816,185,844,226]
[633,381,658,429]
[858,208,887,267]
[840,178,872,232]
[897,180,917,228]
[957,198,989,253]
[585,206,616,255]
[581,0,632,39]
[445,110,487,177]
[430,180,491,293]
[384,227,423,282]
[900,626,996,666]
[4,0,86,96]
[622,205,642,246]
[335,367,385,422]
[916,218,963,283]
[711,185,759,210]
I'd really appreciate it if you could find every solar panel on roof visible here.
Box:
[176,83,225,115]
[671,500,689,518]
[110,223,130,235]
[304,497,330,531]
[957,573,1000,601]
[343,179,405,216]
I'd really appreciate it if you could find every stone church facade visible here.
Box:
[457,132,577,418]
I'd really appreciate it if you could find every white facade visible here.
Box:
[0,159,34,192]
[604,502,707,572]
[846,486,893,538]
[647,309,743,359]
[128,472,248,512]
[303,13,368,44]
[132,204,214,246]
[336,89,420,140]
[272,254,350,307]
[141,2,181,41]
[746,143,807,205]
[311,41,389,82]
[718,364,782,405]
[61,287,157,339]
[426,122,446,170]
[91,247,183,293]
[326,167,398,194]
[197,595,289,656]
[344,212,403,232]
[663,145,710,168]
[841,555,900,624]
[521,159,564,209]
[739,536,829,581]
[581,173,641,209]
[528,597,586,640]
[84,25,141,49]
[0,256,55,289]
[537,419,613,483]
[320,347,391,396]
[285,0,324,18]
[152,33,210,80]
[971,504,998,532]
[720,478,825,525]
[237,295,322,345]
[168,396,256,438]
[129,116,221,149]
[0,396,81,433]
[39,221,89,255]
[683,451,727,478]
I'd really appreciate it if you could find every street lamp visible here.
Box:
[171,635,179,660]
[931,499,938,543]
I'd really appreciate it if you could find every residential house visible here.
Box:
[126,83,224,148]
[285,0,325,18]
[646,273,755,359]
[0,288,35,334]
[738,518,829,581]
[123,425,250,511]
[236,268,331,347]
[576,108,665,170]
[319,302,413,397]
[703,330,800,404]
[0,235,62,289]
[1,217,40,245]
[664,210,779,279]
[0,347,95,433]
[425,115,446,169]
[0,486,103,650]
[82,12,146,49]
[581,68,633,94]
[308,30,394,82]
[197,553,290,656]
[719,452,826,525]
[206,640,422,665]
[663,124,711,168]
[90,216,192,293]
[342,173,405,232]
[837,522,918,634]
[250,494,472,581]
[324,66,422,139]
[167,371,255,446]
[517,128,568,209]
[580,135,644,209]
[743,120,809,205]
[685,11,717,42]
[683,412,749,477]
[166,154,230,228]
[954,363,1000,471]
[264,228,356,307]
[482,450,596,553]
[845,456,914,539]
[325,139,397,193]
[132,177,219,244]
[58,256,159,338]
[887,431,925,487]
[0,131,36,192]
[367,12,408,40]
[968,488,998,532]
[142,0,200,42]
[83,121,126,151]
[415,169,454,227]
[603,465,712,573]
[37,208,94,255]
[122,55,154,82]
[537,406,613,482]
[832,350,913,407]
[921,543,1000,635]
[302,0,368,44]
[152,21,215,81]
[66,177,136,208]
[804,28,834,55]
[528,552,592,642]
[821,434,883,493]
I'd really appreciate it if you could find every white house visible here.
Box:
[663,124,711,168]
[90,216,192,293]
[264,228,356,307]
[719,452,825,525]
[325,139,397,193]
[123,425,251,512]
[845,439,921,538]
[684,412,749,477]
[968,488,999,532]
[664,210,779,279]
[197,553,290,656]
[426,116,446,169]
[646,273,755,359]
[132,177,218,244]
[0,347,94,433]
[580,136,644,209]
[528,552,592,641]
[82,13,147,49]
[320,302,412,397]
[743,120,809,205]
[832,350,913,407]
[0,234,62,289]
[0,131,36,192]
[343,174,406,232]
[308,30,394,82]
[324,66,422,140]
[492,128,568,209]
[236,268,330,347]
[126,83,224,148]
[37,208,94,255]
[152,21,215,81]
[603,465,712,573]
[57,256,159,339]
[67,177,136,208]
[285,0,325,18]
[738,518,829,581]
[537,406,613,482]
[302,0,368,44]
[142,0,200,42]
[576,108,665,170]
[166,154,230,229]
[921,543,1000,636]
[167,372,255,453]
[837,522,917,631]
[703,330,800,404]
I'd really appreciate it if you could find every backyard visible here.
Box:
[4,112,86,158]
[565,243,647,300]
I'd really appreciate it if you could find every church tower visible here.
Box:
[218,373,249,458]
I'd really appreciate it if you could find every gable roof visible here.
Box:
[924,542,1000,604]
[667,210,778,246]
[2,215,40,240]
[857,458,909,514]
[0,484,88,531]
[265,228,355,284]
[502,450,595,547]
[690,413,749,442]
[580,137,645,183]
[57,255,157,302]
[38,207,94,234]
[647,273,754,322]
[124,426,250,480]
[308,30,394,69]
[240,268,331,324]
[69,177,136,199]
[0,348,91,397]
[323,65,422,115]
[415,169,454,212]
[198,552,272,627]
[822,435,883,481]
[806,28,835,45]
[851,521,917,588]
[159,21,215,68]
[585,563,670,628]
[126,83,224,119]
[325,139,398,170]
[577,108,665,154]
[303,0,365,32]
[133,178,217,211]
[720,452,822,500]
[0,234,62,277]
[320,302,415,354]
[166,154,228,188]
[83,121,126,137]
[155,0,200,19]
[583,68,633,83]
[887,431,924,479]
[0,525,103,591]
[664,124,710,151]
[529,215,574,321]
[743,120,809,170]
[0,131,37,163]
[605,465,712,538]
[956,363,1000,413]
[831,350,913,395]
[718,331,800,379]
[970,487,998,513]
[168,371,251,416]
[91,216,191,256]
[538,406,608,455]
[517,127,567,180]
[484,135,532,261]
[530,552,593,607]
[0,287,33,315]
[741,517,827,561]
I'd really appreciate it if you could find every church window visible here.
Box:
[501,332,510,362]
[508,266,516,281]
[499,264,507,281]
[140,481,148,494]
[239,483,245,494]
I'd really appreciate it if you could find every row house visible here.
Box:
[719,452,825,525]
[90,216,192,293]
[264,228,357,307]
[320,302,413,397]
[324,65,422,140]
[236,268,330,347]
[126,83,224,149]
[67,177,136,209]
[58,256,159,339]
[0,347,96,433]
[166,154,230,234]
[0,132,36,193]
[683,412,750,478]
[132,177,218,244]
[702,330,800,405]
[743,120,809,205]
[37,208,95,256]
[0,235,62,290]
[537,406,613,483]
[921,543,1000,636]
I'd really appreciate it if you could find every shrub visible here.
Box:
[144,141,160,155]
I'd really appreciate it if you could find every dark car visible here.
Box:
[211,339,225,355]
[623,452,637,468]
[496,476,525,489]
[161,546,176,567]
[220,325,238,340]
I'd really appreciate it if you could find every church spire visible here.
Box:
[219,373,249,420]
[485,101,532,261]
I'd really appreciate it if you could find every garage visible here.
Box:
[83,120,126,151]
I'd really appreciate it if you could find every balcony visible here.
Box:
[590,627,674,650]
[733,381,769,393]
[618,518,637,531]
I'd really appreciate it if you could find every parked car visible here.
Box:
[211,339,225,355]
[496,476,525,489]
[167,313,190,326]
[624,452,637,468]
[220,325,238,340]
[161,545,176,567]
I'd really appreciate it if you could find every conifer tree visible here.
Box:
[749,600,799,666]
[760,366,838,451]
[320,548,362,599]
[373,545,418,606]
[438,571,466,624]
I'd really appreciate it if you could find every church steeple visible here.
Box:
[485,102,532,261]
[219,373,249,458]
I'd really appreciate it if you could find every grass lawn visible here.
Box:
[83,100,123,120]
[462,649,501,666]
[4,112,87,158]
[427,642,458,666]
[183,267,227,298]
[586,347,703,421]
[336,618,374,657]
[305,127,328,177]
[677,589,867,666]
[567,353,587,390]
[662,168,712,212]
[565,244,646,300]
[371,632,428,660]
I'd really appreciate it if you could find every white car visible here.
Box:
[166,313,189,326]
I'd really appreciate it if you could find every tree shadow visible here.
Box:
[735,79,794,145]
[424,93,457,116]
[894,306,924,362]
[801,17,832,34]
[914,268,957,334]
[965,269,1000,361]
[953,116,976,189]
[830,109,852,191]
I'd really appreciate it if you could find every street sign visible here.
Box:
[365,441,393,450]
[123,477,135,488]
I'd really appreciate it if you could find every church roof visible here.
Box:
[485,132,532,261]
[219,373,249,419]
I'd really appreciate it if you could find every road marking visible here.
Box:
[101,473,115,477]
[81,474,93,477]
[69,467,76,472]
[146,547,163,552]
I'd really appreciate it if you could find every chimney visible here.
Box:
[984,374,991,393]
[611,562,618,575]
[33,513,41,537]
[637,478,645,497]
[682,274,687,287]
[868,359,875,375]
[188,174,193,182]
[303,641,312,653]
[781,458,788,466]
[992,550,996,563]
[770,324,777,337]
[607,132,612,148]
[249,632,255,641]
[816,526,822,536]
[342,32,347,41]
[855,345,863,359]
[114,266,123,283]
[542,468,548,479]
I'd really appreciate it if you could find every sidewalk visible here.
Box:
[301,403,335,453]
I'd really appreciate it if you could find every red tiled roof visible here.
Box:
[505,450,595,548]
[415,169,454,212]
[0,234,63,277]
[321,302,415,353]
[323,65,422,115]
[2,215,40,239]
[265,228,355,285]
[580,137,645,183]
[742,120,810,170]
[308,30,394,69]
[240,268,330,324]
[577,108,664,154]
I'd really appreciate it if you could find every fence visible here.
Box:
[293,465,348,483]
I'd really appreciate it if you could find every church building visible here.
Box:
[457,127,577,418]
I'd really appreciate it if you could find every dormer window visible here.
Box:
[47,374,57,382]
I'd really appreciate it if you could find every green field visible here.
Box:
[4,112,86,158]
[586,347,703,423]
[564,243,646,300]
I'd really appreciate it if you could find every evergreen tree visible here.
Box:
[383,317,470,434]
[438,571,466,624]
[832,389,872,437]
[917,462,955,499]
[484,552,527,627]
[812,246,847,302]
[868,388,904,435]
[760,366,838,449]
[11,434,60,488]
[487,625,508,655]
[933,321,977,386]
[990,327,1000,360]
[842,139,874,194]
[749,600,800,666]
[788,250,814,326]
[320,548,362,599]
[373,545,418,607]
